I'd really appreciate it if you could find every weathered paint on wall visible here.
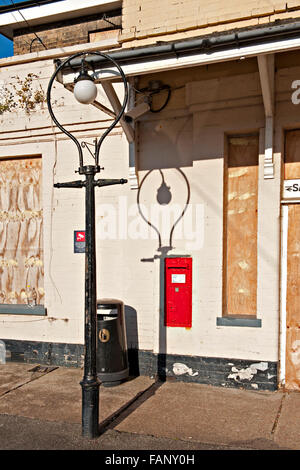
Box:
[0,337,279,390]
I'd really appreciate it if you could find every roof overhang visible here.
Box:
[56,20,300,82]
[2,18,300,75]
[0,0,121,39]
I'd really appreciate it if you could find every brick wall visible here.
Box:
[13,10,121,55]
[13,1,300,55]
[120,0,300,46]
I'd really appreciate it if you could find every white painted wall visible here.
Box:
[136,62,280,362]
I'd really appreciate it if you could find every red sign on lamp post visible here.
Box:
[76,231,86,242]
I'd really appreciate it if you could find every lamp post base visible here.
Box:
[80,378,101,438]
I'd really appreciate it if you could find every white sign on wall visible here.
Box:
[171,274,186,284]
[283,179,300,199]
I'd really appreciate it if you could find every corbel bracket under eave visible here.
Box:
[102,79,138,189]
[100,80,135,144]
[127,77,139,189]
[257,54,275,179]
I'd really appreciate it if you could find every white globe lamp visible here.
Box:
[74,69,97,104]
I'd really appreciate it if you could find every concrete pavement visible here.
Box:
[0,362,299,450]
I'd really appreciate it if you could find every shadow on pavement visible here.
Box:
[98,378,165,435]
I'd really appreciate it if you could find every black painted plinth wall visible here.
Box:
[1,339,278,391]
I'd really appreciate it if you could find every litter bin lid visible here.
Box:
[97,298,123,310]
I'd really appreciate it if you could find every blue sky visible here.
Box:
[0,0,31,58]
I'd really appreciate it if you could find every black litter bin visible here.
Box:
[96,299,129,387]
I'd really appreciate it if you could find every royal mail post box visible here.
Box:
[165,257,192,327]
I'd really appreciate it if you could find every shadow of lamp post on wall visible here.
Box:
[138,168,190,381]
[47,52,128,439]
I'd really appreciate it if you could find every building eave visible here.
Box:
[0,0,121,39]
[2,19,300,74]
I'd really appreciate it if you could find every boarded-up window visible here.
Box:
[284,130,300,390]
[223,135,258,317]
[285,129,300,180]
[0,157,44,306]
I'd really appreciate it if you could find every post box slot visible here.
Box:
[167,266,188,269]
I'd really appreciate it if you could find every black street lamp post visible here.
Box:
[47,52,128,438]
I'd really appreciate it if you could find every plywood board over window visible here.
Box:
[0,157,44,307]
[284,129,300,390]
[285,204,300,390]
[224,135,259,317]
[284,129,300,180]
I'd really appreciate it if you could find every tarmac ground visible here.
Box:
[0,362,299,453]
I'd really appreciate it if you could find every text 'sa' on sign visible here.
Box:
[283,179,300,199]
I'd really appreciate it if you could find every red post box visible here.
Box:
[165,257,192,327]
